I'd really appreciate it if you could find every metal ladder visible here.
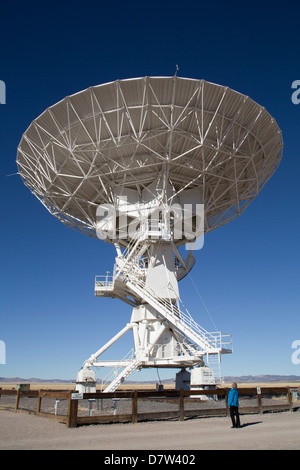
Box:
[206,352,222,383]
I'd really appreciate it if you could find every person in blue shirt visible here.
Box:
[227,382,241,428]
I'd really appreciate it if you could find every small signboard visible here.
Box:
[257,387,261,394]
[72,393,83,400]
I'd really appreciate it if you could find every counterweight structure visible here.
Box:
[16,77,283,392]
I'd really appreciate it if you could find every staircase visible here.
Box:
[125,276,230,355]
[115,242,148,280]
[103,358,141,393]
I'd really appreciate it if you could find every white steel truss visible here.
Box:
[17,77,283,243]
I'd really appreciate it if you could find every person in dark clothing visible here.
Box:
[227,382,241,428]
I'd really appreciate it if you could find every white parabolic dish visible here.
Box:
[17,76,283,242]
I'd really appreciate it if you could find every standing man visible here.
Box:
[228,382,241,428]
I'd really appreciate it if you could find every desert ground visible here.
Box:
[0,408,299,450]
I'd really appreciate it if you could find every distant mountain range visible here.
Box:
[223,375,300,383]
[1,375,300,384]
[0,377,74,384]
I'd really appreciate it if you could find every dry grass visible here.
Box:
[0,383,76,391]
[0,382,175,391]
[222,382,300,388]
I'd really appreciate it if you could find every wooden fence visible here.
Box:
[0,386,297,428]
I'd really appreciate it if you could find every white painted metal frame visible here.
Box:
[86,223,232,392]
[17,77,283,242]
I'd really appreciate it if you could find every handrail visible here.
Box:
[103,357,141,393]
[95,270,232,353]
[126,276,232,352]
[95,275,114,289]
[101,348,135,391]
[122,228,141,260]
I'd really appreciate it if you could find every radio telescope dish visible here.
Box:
[17,77,283,392]
[17,77,283,243]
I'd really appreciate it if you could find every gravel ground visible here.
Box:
[0,394,292,417]
[0,408,299,450]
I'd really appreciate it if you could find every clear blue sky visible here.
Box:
[0,0,299,381]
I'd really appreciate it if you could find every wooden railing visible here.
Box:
[0,387,297,428]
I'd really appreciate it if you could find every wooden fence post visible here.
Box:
[179,389,184,421]
[67,392,78,428]
[14,389,20,413]
[287,388,293,412]
[36,390,42,416]
[132,390,138,424]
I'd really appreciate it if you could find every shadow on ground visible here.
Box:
[240,421,263,428]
